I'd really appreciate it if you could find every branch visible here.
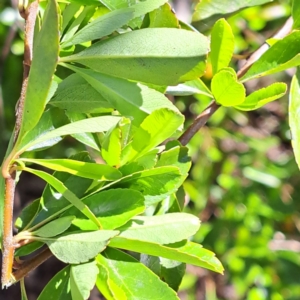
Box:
[178,17,293,146]
[1,0,39,289]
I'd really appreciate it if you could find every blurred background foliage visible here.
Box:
[1,0,300,299]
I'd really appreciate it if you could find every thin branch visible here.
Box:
[10,248,53,287]
[179,101,220,146]
[1,0,39,289]
[178,17,293,146]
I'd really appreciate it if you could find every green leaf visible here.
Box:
[70,260,99,300]
[65,112,101,151]
[44,230,119,263]
[166,78,213,97]
[146,3,179,28]
[29,152,94,229]
[96,261,126,300]
[131,0,169,19]
[101,123,123,167]
[50,74,112,113]
[211,69,245,106]
[16,109,63,152]
[32,216,75,238]
[128,108,184,161]
[116,213,200,244]
[235,82,287,111]
[156,142,191,177]
[192,0,273,31]
[292,0,300,30]
[60,28,209,85]
[16,0,59,142]
[61,6,95,43]
[110,238,224,274]
[62,3,81,33]
[210,18,234,75]
[65,189,145,230]
[289,68,300,170]
[240,31,300,82]
[113,166,183,205]
[159,259,185,291]
[65,65,178,126]
[19,158,122,181]
[61,8,134,47]
[17,116,121,154]
[15,241,44,257]
[37,266,71,300]
[96,248,180,300]
[22,167,101,228]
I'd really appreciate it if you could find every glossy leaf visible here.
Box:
[19,158,122,181]
[289,68,300,169]
[50,74,112,113]
[70,260,99,300]
[241,31,300,82]
[61,8,134,47]
[113,166,183,205]
[116,213,200,244]
[235,82,287,111]
[17,116,121,154]
[65,65,178,126]
[32,216,75,238]
[60,28,209,85]
[129,108,184,161]
[166,78,213,97]
[292,0,300,29]
[210,18,234,75]
[65,189,145,230]
[96,248,180,299]
[211,68,245,106]
[192,0,273,31]
[44,230,118,263]
[16,0,59,142]
[37,266,71,300]
[110,238,224,274]
[23,167,101,228]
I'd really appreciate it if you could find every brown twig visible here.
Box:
[1,0,39,289]
[11,248,53,286]
[178,16,293,146]
[179,101,220,146]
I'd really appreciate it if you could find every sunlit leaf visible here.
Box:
[96,248,180,299]
[44,230,119,263]
[235,82,287,111]
[70,260,99,300]
[19,158,122,181]
[37,266,71,300]
[289,68,300,170]
[60,28,209,85]
[241,31,300,82]
[210,18,234,75]
[211,68,245,106]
